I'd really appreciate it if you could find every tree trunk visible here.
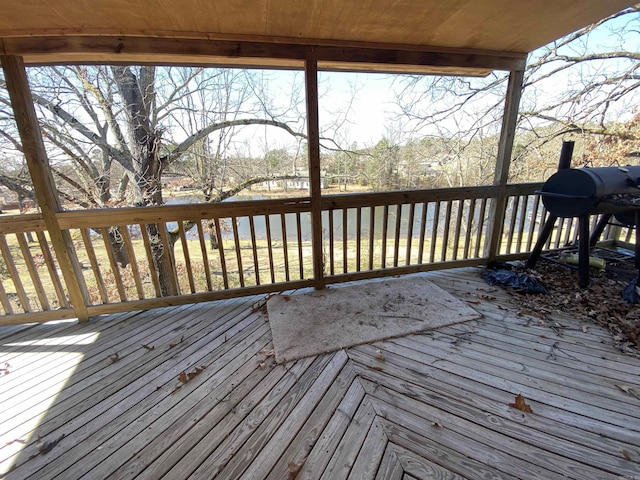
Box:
[146,222,178,296]
[107,226,131,267]
[114,65,178,295]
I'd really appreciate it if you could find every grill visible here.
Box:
[540,166,640,219]
[527,142,640,288]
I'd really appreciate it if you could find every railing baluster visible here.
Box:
[264,215,275,284]
[178,221,196,293]
[406,203,415,266]
[381,205,389,268]
[196,220,213,291]
[463,199,476,259]
[430,202,440,263]
[296,212,304,280]
[506,196,519,254]
[231,217,245,288]
[16,232,49,310]
[248,216,261,285]
[0,272,13,314]
[342,208,348,273]
[526,195,541,252]
[553,217,564,249]
[452,200,464,260]
[368,206,375,271]
[418,202,428,264]
[81,228,108,304]
[515,195,528,253]
[475,198,488,258]
[441,200,452,261]
[542,209,553,250]
[393,204,402,267]
[35,231,69,308]
[213,218,229,289]
[0,234,31,312]
[565,217,575,247]
[121,225,145,299]
[356,207,362,272]
[139,224,162,297]
[101,227,127,302]
[157,222,180,295]
[281,214,290,282]
[625,224,635,243]
[328,209,335,275]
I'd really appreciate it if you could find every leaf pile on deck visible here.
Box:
[498,261,640,354]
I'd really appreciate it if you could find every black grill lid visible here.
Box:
[540,166,640,217]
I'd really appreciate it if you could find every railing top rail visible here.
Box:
[0,184,546,234]
[56,196,312,229]
[0,213,46,234]
[322,185,501,209]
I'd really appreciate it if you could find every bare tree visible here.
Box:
[394,5,640,184]
[0,65,308,294]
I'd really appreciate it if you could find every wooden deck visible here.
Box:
[1,268,639,480]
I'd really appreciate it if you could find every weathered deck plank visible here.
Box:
[1,268,639,480]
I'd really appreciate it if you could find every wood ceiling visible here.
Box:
[0,0,634,73]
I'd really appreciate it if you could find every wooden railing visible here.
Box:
[0,183,635,324]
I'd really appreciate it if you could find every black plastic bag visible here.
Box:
[482,269,547,294]
[622,276,640,304]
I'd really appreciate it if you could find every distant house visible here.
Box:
[162,176,196,191]
[261,172,328,190]
[0,186,20,211]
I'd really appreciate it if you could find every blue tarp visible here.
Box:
[483,269,547,294]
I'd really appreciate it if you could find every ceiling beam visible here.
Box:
[0,35,527,72]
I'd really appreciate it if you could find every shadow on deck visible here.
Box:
[1,268,639,479]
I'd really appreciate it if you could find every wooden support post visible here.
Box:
[1,55,90,321]
[485,68,525,262]
[305,54,325,290]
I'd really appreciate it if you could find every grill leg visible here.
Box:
[578,215,590,288]
[526,214,557,268]
[589,214,612,248]
[635,211,640,288]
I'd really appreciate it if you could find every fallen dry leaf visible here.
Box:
[168,335,185,350]
[621,449,632,461]
[431,421,443,428]
[109,352,120,363]
[616,384,640,399]
[509,394,533,413]
[375,349,385,361]
[177,365,207,385]
[141,344,155,351]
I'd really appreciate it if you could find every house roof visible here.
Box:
[0,1,634,74]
